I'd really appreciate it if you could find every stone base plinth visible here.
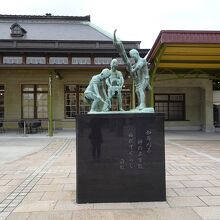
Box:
[76,113,166,203]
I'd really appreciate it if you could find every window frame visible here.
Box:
[64,84,132,118]
[26,57,46,64]
[21,84,48,119]
[0,85,5,119]
[154,93,186,121]
[72,57,91,65]
[49,57,69,64]
[64,84,90,118]
[3,56,23,64]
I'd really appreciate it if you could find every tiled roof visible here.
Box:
[147,30,220,63]
[0,14,113,41]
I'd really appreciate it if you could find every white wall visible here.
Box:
[213,91,220,105]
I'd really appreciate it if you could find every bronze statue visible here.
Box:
[84,68,111,113]
[113,30,150,110]
[105,59,124,111]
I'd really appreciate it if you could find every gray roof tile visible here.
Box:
[0,19,112,41]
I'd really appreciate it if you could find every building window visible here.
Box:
[72,57,91,64]
[22,85,48,119]
[154,94,185,121]
[64,84,132,118]
[49,57,68,64]
[26,57,46,64]
[94,57,112,65]
[65,85,77,118]
[3,56,23,64]
[64,85,90,118]
[0,85,4,119]
[78,85,91,114]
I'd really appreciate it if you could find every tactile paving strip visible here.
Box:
[0,137,72,220]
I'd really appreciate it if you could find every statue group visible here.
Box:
[84,30,152,113]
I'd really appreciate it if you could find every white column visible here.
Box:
[202,81,215,132]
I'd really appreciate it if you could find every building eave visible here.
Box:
[146,30,220,73]
[0,47,149,56]
[0,64,128,71]
[147,30,220,64]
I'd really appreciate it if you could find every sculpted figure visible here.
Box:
[105,59,124,111]
[113,30,150,110]
[129,49,150,110]
[84,69,111,113]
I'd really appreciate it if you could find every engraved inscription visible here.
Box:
[119,129,152,170]
[145,129,152,153]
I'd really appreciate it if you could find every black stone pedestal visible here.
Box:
[76,113,166,203]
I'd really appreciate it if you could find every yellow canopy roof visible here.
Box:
[147,30,220,70]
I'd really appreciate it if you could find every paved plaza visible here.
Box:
[0,131,220,220]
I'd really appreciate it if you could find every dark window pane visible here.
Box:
[154,94,185,121]
[170,94,184,101]
[79,85,87,92]
[0,85,4,91]
[65,85,77,92]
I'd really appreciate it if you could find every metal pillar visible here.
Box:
[149,45,166,108]
[150,70,156,108]
[48,73,53,136]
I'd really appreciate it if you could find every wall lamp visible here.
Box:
[54,71,63,80]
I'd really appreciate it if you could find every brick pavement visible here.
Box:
[0,132,219,220]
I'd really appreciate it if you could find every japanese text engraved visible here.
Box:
[119,130,147,170]
[128,131,135,169]
[137,139,144,169]
[145,129,152,153]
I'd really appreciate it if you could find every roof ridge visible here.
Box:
[88,22,115,41]
[0,14,90,21]
[160,30,220,34]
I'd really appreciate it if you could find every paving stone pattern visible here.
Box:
[0,133,220,220]
[0,138,72,219]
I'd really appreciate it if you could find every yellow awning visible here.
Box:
[147,31,220,71]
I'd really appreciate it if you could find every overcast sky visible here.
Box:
[1,0,220,48]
